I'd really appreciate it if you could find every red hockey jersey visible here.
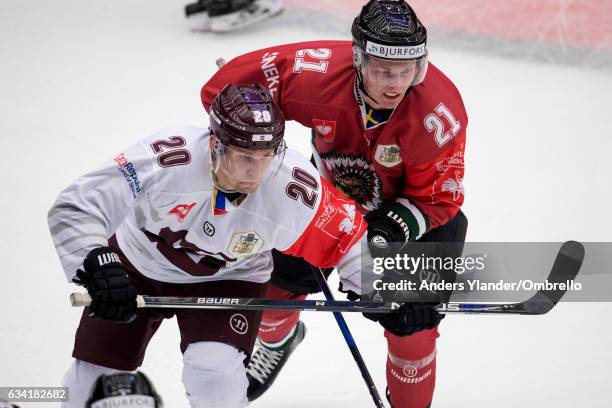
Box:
[202,40,467,239]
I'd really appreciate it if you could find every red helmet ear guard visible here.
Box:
[210,83,285,151]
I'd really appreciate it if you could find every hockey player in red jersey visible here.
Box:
[47,84,431,407]
[201,1,469,406]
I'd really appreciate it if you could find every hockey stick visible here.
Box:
[70,294,400,313]
[311,267,386,408]
[70,241,584,314]
[440,240,585,315]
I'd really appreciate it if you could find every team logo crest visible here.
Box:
[321,153,383,211]
[374,144,402,167]
[312,119,337,143]
[168,202,196,223]
[227,231,264,257]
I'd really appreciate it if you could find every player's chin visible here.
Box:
[237,182,260,193]
[379,93,403,108]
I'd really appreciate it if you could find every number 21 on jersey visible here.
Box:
[293,48,332,74]
[424,103,461,147]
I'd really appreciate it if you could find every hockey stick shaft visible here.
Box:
[70,293,399,313]
[311,267,386,408]
[68,293,571,315]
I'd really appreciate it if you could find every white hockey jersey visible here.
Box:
[48,126,365,292]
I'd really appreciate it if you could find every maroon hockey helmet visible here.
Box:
[209,83,285,151]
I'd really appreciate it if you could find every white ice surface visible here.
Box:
[1,1,611,407]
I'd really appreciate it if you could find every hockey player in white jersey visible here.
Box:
[48,84,368,407]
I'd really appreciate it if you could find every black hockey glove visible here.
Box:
[74,247,138,323]
[365,203,414,257]
[364,302,444,337]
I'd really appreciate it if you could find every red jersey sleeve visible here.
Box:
[201,44,294,112]
[401,138,465,232]
[282,177,366,268]
[396,64,468,234]
[200,41,351,117]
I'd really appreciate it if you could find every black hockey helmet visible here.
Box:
[352,0,427,60]
[86,372,163,408]
[209,83,285,151]
[351,0,429,95]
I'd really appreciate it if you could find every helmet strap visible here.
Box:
[355,65,382,106]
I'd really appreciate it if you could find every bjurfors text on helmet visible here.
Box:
[365,41,425,60]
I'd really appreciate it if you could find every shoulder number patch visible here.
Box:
[424,103,461,147]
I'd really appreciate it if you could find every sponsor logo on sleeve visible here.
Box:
[435,145,465,173]
[434,170,464,201]
[114,153,143,199]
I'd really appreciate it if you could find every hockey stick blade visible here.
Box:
[520,240,584,314]
[438,240,585,315]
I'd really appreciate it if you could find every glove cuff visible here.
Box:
[84,247,122,272]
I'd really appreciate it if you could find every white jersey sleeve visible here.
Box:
[47,134,161,281]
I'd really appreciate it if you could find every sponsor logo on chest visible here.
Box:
[203,221,215,236]
[168,202,197,223]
